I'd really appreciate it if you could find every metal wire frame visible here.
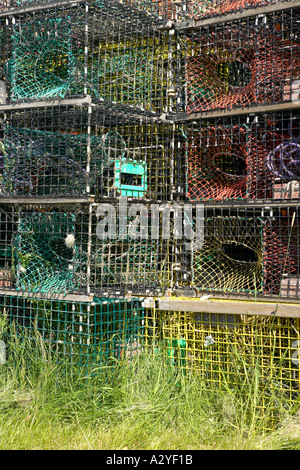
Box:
[1,0,176,22]
[0,202,177,297]
[2,203,300,300]
[0,2,170,114]
[183,111,300,203]
[170,205,296,299]
[143,307,300,429]
[0,106,186,201]
[263,206,300,298]
[175,9,300,114]
[1,292,145,374]
[175,207,265,295]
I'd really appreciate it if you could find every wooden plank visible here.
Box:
[157,298,300,318]
[175,0,300,30]
[0,0,86,17]
[0,96,91,112]
[0,196,94,205]
[168,102,300,122]
[0,288,94,303]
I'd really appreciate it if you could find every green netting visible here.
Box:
[6,8,168,112]
[13,212,85,294]
[7,16,75,101]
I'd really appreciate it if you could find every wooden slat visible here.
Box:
[0,288,94,303]
[158,298,300,318]
[168,102,300,122]
[0,96,91,112]
[0,197,94,205]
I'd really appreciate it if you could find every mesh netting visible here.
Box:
[263,211,300,297]
[187,124,248,201]
[13,211,85,294]
[5,7,169,113]
[7,16,75,101]
[186,27,256,113]
[1,127,115,197]
[187,0,292,20]
[185,21,300,113]
[191,216,263,293]
[247,126,284,200]
[93,239,163,291]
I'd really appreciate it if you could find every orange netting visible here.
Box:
[186,28,300,114]
[187,1,281,20]
[246,128,282,200]
[187,125,248,201]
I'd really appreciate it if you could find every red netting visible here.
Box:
[186,28,300,114]
[187,125,248,201]
[187,1,282,20]
[263,212,300,296]
[246,128,282,200]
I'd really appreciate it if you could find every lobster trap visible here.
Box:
[182,9,300,114]
[247,112,300,200]
[0,202,175,297]
[191,212,263,294]
[1,293,145,375]
[144,307,300,427]
[186,118,248,201]
[0,106,186,201]
[1,1,170,114]
[184,111,300,202]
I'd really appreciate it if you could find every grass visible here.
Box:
[0,324,300,450]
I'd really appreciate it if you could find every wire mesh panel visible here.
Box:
[1,293,145,375]
[144,308,300,428]
[183,10,300,114]
[1,1,170,114]
[247,112,300,200]
[12,207,88,295]
[91,119,186,202]
[91,202,173,296]
[2,203,174,297]
[183,111,300,202]
[0,205,17,290]
[0,107,186,201]
[4,0,175,22]
[263,206,300,298]
[175,207,264,295]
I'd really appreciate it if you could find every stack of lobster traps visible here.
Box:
[0,0,300,423]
